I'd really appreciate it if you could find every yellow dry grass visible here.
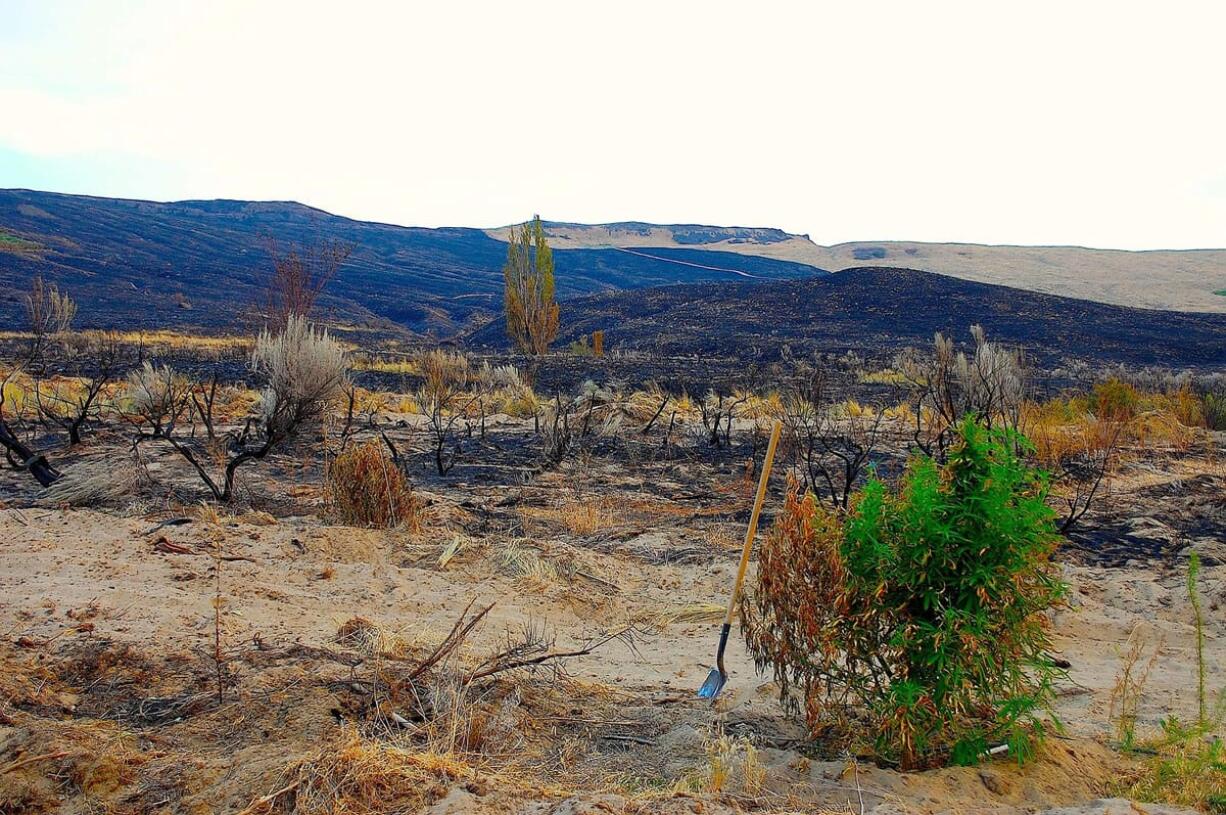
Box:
[639,602,726,630]
[239,730,473,815]
[519,498,615,537]
[495,541,563,586]
[0,329,253,351]
[326,440,421,531]
[334,616,409,659]
[351,357,420,375]
[0,716,151,811]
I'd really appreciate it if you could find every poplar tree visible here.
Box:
[503,215,559,355]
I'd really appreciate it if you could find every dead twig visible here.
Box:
[236,778,303,815]
[600,734,654,746]
[465,625,640,683]
[405,599,494,682]
[143,516,194,536]
[1,750,70,774]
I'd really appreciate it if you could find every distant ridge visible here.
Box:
[0,190,824,334]
[1,189,1223,339]
[485,223,1226,314]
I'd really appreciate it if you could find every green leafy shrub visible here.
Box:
[1203,390,1226,431]
[743,418,1067,769]
[568,335,594,357]
[1092,378,1140,421]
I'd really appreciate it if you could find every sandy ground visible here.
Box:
[0,426,1222,813]
[1,514,1221,812]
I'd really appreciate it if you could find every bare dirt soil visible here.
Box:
[1,417,1222,814]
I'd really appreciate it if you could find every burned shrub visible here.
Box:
[414,349,475,475]
[898,325,1027,458]
[130,316,348,501]
[24,275,76,371]
[779,359,888,511]
[34,332,124,445]
[698,389,747,449]
[264,234,352,327]
[742,419,1066,769]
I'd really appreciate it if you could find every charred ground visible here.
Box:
[469,267,1226,370]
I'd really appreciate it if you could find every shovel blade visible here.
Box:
[697,667,726,700]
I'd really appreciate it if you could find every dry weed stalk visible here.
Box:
[1108,625,1163,750]
[209,526,227,704]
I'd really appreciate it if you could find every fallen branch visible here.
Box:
[154,537,194,555]
[405,599,494,682]
[1,750,70,774]
[236,779,303,815]
[601,734,654,746]
[465,625,639,683]
[143,517,194,536]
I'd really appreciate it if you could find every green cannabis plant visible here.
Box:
[743,418,1067,769]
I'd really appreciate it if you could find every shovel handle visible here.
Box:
[723,419,782,628]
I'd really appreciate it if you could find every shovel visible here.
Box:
[698,419,782,700]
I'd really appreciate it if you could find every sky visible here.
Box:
[1,0,1224,250]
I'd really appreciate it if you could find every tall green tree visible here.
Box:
[503,215,559,355]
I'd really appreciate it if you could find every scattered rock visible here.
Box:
[979,768,1013,796]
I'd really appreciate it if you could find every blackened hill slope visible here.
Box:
[467,267,1226,369]
[0,189,826,334]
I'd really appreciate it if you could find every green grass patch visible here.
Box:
[0,229,42,255]
[1214,289,1226,297]
[859,368,909,385]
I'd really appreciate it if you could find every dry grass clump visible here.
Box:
[0,329,248,353]
[1121,736,1226,811]
[0,718,149,813]
[491,384,541,418]
[0,368,33,413]
[623,386,671,423]
[1024,405,1122,470]
[0,646,67,712]
[1024,383,1210,473]
[352,357,419,375]
[82,329,251,352]
[656,730,766,798]
[417,678,523,757]
[521,497,614,537]
[326,440,420,530]
[334,616,408,659]
[37,454,141,507]
[496,541,562,585]
[558,500,611,536]
[638,602,725,630]
[356,387,395,416]
[703,733,765,796]
[1129,409,1201,451]
[419,349,469,397]
[241,730,471,815]
[736,390,782,420]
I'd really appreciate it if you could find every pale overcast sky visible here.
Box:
[1,1,1224,249]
